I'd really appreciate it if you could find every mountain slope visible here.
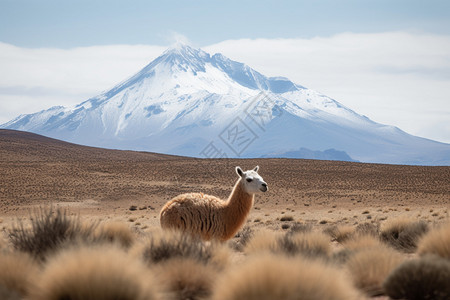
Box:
[2,44,450,165]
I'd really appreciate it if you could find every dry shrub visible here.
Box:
[155,258,217,300]
[276,231,331,259]
[380,218,429,253]
[32,245,158,300]
[383,255,450,300]
[95,221,135,248]
[0,251,39,297]
[244,229,330,259]
[331,248,355,265]
[417,223,450,259]
[355,222,379,237]
[346,247,404,297]
[323,225,354,243]
[143,230,229,270]
[8,207,96,260]
[212,253,360,300]
[342,234,383,251]
[286,222,312,235]
[230,225,253,251]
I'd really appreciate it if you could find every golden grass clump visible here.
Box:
[342,234,383,251]
[380,217,429,253]
[0,251,40,298]
[383,255,450,300]
[417,223,450,259]
[243,229,280,254]
[155,258,218,300]
[95,221,135,248]
[245,229,330,259]
[280,231,331,258]
[212,253,360,300]
[323,225,355,243]
[142,229,230,270]
[346,247,404,297]
[32,245,158,300]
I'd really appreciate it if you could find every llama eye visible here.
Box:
[246,178,253,182]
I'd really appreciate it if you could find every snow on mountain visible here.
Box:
[2,44,450,165]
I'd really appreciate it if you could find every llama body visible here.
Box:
[160,166,267,241]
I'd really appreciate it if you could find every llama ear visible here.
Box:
[236,167,244,177]
[253,165,259,172]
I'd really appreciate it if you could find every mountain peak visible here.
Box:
[162,43,210,63]
[2,45,450,165]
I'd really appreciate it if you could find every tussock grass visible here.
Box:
[32,245,158,300]
[156,258,217,300]
[276,231,331,259]
[355,222,379,237]
[0,251,39,297]
[143,230,229,269]
[8,207,97,260]
[212,253,360,300]
[342,234,383,251]
[95,221,135,249]
[417,223,450,259]
[383,255,450,300]
[346,247,404,297]
[331,248,355,265]
[244,229,280,254]
[244,229,330,259]
[286,222,312,235]
[323,225,354,243]
[380,218,429,253]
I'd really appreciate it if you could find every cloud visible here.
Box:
[0,42,165,122]
[163,31,192,46]
[1,32,449,143]
[205,32,450,143]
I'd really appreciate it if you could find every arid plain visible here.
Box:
[1,129,450,300]
[1,129,448,229]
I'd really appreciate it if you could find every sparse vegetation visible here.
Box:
[383,255,450,300]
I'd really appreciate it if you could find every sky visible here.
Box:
[1,0,450,143]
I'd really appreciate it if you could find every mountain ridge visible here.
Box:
[2,44,449,165]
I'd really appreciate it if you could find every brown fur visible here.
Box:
[160,178,253,241]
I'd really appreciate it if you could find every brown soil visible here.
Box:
[1,129,449,230]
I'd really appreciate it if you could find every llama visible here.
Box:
[160,166,268,241]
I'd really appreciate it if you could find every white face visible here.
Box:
[236,166,268,194]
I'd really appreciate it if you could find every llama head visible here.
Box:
[236,166,268,194]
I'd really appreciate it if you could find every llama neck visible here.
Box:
[223,179,254,237]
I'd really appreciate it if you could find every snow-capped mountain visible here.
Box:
[2,44,450,165]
